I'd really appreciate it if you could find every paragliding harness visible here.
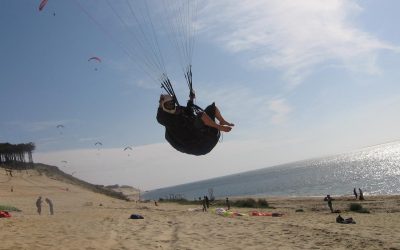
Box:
[160,66,220,155]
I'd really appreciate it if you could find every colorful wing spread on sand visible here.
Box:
[39,0,49,11]
[0,211,11,218]
[214,208,247,217]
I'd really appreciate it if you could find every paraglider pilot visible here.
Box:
[157,92,234,156]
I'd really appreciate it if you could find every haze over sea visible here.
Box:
[143,141,400,200]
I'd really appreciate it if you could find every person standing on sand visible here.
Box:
[324,195,334,213]
[359,188,364,200]
[353,188,358,199]
[36,196,43,215]
[202,196,207,212]
[226,197,230,210]
[205,195,210,208]
[45,198,54,215]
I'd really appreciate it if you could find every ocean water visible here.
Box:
[143,141,400,200]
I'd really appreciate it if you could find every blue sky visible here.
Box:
[1,0,400,190]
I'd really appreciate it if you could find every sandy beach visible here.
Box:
[1,170,400,250]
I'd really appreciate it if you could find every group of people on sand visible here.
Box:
[353,188,364,200]
[324,188,367,224]
[200,196,231,212]
[324,188,366,213]
[323,195,356,224]
[36,196,54,215]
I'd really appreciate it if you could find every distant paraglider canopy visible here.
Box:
[94,142,102,152]
[124,146,133,156]
[56,124,64,134]
[39,0,49,11]
[88,56,101,62]
[88,56,101,63]
[88,56,101,71]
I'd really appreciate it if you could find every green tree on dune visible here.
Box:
[0,142,35,169]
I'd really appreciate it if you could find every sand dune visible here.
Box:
[1,169,400,250]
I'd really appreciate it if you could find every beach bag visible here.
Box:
[129,214,144,219]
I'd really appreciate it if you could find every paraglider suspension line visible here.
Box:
[161,77,180,106]
[185,65,194,97]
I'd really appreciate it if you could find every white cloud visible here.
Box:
[199,0,399,86]
[268,98,292,125]
[193,82,294,132]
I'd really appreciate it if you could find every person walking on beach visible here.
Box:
[45,198,54,215]
[36,196,43,215]
[353,188,358,200]
[226,197,230,210]
[202,196,207,212]
[359,188,364,200]
[324,195,334,213]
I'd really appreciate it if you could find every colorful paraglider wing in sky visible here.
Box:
[88,57,102,63]
[123,146,133,151]
[39,0,49,11]
[56,124,64,128]
[61,160,68,164]
[95,142,103,146]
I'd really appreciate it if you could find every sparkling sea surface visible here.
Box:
[143,141,400,200]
